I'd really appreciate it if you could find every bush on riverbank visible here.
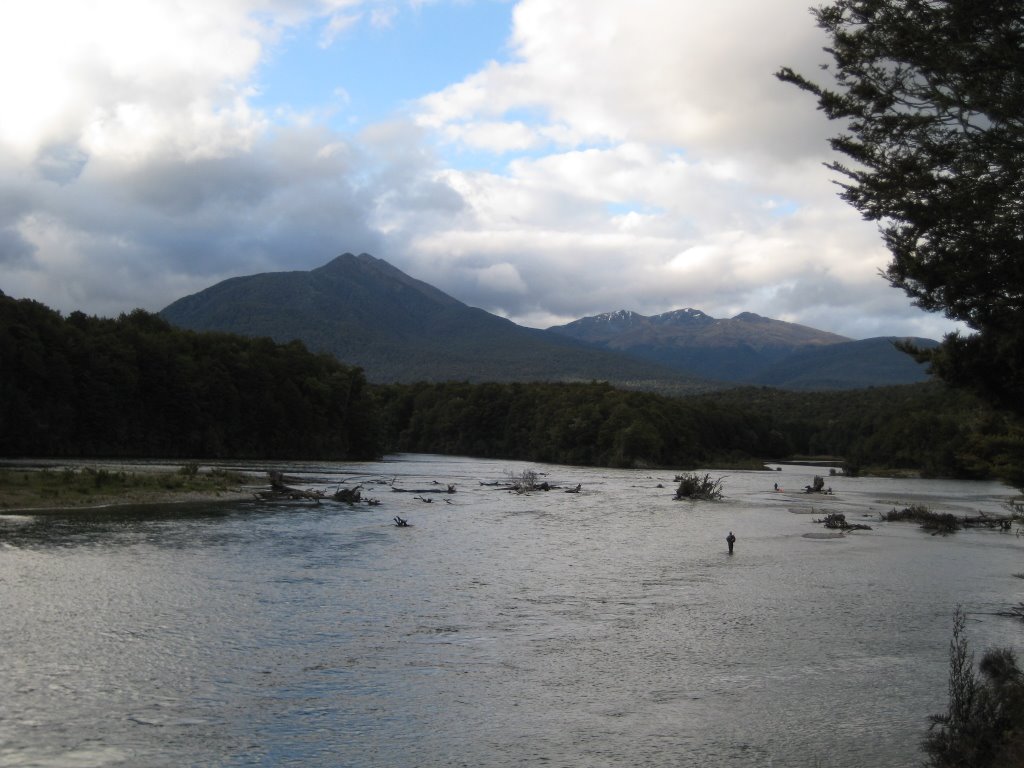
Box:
[924,608,1024,768]
[674,472,724,500]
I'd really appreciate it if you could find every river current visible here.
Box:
[1,455,1022,767]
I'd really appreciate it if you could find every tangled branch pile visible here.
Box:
[884,505,960,534]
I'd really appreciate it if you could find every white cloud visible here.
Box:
[0,0,268,161]
[442,121,540,153]
[320,12,363,47]
[417,0,834,158]
[370,6,399,28]
[475,262,527,294]
[392,0,962,339]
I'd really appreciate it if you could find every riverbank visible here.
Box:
[0,464,258,512]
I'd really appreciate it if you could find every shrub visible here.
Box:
[506,468,548,493]
[674,472,724,500]
[923,607,1024,767]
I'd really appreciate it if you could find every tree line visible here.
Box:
[3,292,1021,486]
[0,294,381,460]
[373,379,1021,483]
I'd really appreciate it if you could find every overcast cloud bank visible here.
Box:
[0,0,962,340]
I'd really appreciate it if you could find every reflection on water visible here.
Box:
[1,456,1021,767]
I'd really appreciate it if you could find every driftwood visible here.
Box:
[804,476,834,494]
[393,516,411,527]
[565,483,582,493]
[994,603,1024,621]
[961,514,1014,530]
[326,484,383,506]
[884,506,1013,534]
[254,470,325,502]
[392,484,456,494]
[333,486,362,504]
[481,482,555,492]
[814,512,872,531]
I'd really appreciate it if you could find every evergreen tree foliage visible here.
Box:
[777,0,1024,414]
[374,380,782,469]
[374,379,1007,475]
[0,294,382,460]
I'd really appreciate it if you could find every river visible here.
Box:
[1,455,1021,767]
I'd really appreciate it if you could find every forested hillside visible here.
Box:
[0,294,381,460]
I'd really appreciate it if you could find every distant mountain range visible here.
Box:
[160,253,935,391]
[547,309,937,388]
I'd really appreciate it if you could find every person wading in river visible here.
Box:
[726,531,736,554]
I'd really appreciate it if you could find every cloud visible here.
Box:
[0,1,442,316]
[0,1,268,159]
[320,12,363,48]
[417,0,835,159]
[0,0,964,343]
[393,0,962,339]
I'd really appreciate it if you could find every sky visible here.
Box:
[0,0,963,340]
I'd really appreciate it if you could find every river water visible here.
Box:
[1,455,1021,768]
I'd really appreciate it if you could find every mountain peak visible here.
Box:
[596,309,645,323]
[316,252,391,275]
[548,309,650,340]
[651,308,715,327]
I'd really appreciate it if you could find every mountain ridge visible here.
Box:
[160,253,934,390]
[549,308,849,349]
[160,253,712,391]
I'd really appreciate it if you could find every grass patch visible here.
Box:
[0,465,250,510]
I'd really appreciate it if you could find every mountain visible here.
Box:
[751,336,939,390]
[160,254,934,390]
[549,309,851,381]
[159,253,711,391]
[548,309,934,387]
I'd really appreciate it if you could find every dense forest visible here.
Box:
[2,292,1021,486]
[0,294,381,460]
[374,380,785,468]
[373,379,1022,483]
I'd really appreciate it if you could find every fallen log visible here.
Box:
[392,485,456,494]
[254,487,324,502]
